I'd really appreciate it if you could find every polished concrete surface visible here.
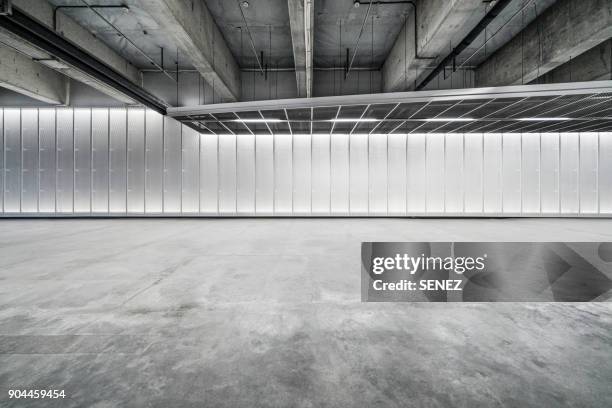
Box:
[0,218,611,407]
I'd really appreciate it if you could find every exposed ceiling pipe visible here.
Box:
[415,0,514,90]
[236,0,265,75]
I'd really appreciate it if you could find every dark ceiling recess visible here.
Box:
[415,0,514,90]
[0,6,169,115]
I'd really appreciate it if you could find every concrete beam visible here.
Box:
[476,0,612,87]
[140,0,241,102]
[0,44,67,104]
[382,0,488,92]
[288,0,313,98]
[0,0,140,104]
[536,39,612,84]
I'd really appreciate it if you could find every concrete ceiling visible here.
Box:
[47,0,195,70]
[314,0,410,68]
[44,0,560,73]
[454,0,559,68]
[204,0,294,69]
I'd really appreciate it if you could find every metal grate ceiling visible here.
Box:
[168,81,612,135]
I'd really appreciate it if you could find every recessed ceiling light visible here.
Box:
[354,1,360,8]
[233,118,282,123]
[424,118,475,122]
[517,117,572,121]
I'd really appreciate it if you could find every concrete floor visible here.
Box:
[0,218,611,407]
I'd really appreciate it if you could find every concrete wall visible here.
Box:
[1,107,612,217]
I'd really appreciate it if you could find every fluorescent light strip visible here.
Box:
[227,117,573,124]
[233,119,283,123]
[329,118,378,122]
[424,118,475,122]
[517,117,572,121]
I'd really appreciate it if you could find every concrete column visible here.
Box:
[382,0,488,92]
[475,0,612,87]
[0,45,67,104]
[140,0,241,102]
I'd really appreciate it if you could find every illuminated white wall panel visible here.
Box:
[311,133,331,214]
[1,108,610,217]
[4,108,20,212]
[330,133,349,214]
[145,109,163,213]
[199,133,218,214]
[579,132,599,214]
[163,117,181,213]
[91,108,108,213]
[540,133,560,213]
[74,108,91,213]
[182,126,200,213]
[255,133,273,214]
[21,109,38,213]
[600,133,612,214]
[444,133,463,213]
[426,133,444,213]
[55,108,73,213]
[127,108,145,213]
[406,133,426,213]
[349,133,368,215]
[273,134,292,214]
[483,133,502,213]
[293,134,312,214]
[522,133,540,213]
[560,132,580,214]
[386,133,406,215]
[0,110,3,213]
[236,133,255,214]
[463,133,483,213]
[369,134,388,215]
[109,108,128,213]
[218,133,237,214]
[502,133,521,213]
